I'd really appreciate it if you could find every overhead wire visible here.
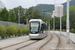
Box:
[35,0,38,4]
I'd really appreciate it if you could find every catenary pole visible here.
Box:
[67,0,70,44]
[18,7,20,24]
[49,20,50,33]
[60,6,62,35]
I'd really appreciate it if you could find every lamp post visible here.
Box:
[18,7,20,24]
[60,6,62,35]
[53,11,55,33]
[53,0,56,33]
[53,15,55,33]
[49,20,50,33]
[66,0,70,44]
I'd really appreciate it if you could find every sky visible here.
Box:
[0,0,67,9]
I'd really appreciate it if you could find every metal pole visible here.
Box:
[60,6,62,35]
[53,0,56,33]
[53,16,55,33]
[67,0,70,44]
[49,20,50,33]
[49,19,50,32]
[18,7,20,24]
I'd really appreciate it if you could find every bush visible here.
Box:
[21,26,29,35]
[6,24,18,35]
[0,24,6,34]
[70,29,75,33]
[0,24,29,39]
[18,27,22,34]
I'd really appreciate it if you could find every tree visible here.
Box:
[62,6,75,30]
[33,9,41,19]
[9,9,16,22]
[0,7,10,21]
[25,7,34,19]
[13,7,18,23]
[13,6,25,23]
[55,17,60,29]
[69,6,75,29]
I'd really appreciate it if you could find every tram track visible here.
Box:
[0,39,30,50]
[55,34,60,50]
[16,40,40,50]
[0,39,40,50]
[0,35,48,50]
[0,33,61,50]
[38,34,53,50]
[38,33,60,50]
[16,33,51,50]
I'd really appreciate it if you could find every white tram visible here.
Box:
[29,19,48,39]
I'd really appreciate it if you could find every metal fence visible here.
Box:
[0,20,26,27]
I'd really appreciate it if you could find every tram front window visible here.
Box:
[30,22,39,32]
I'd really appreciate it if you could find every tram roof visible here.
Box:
[29,19,42,22]
[29,19,47,25]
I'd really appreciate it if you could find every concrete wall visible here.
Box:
[50,31,75,43]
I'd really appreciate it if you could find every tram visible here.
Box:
[29,19,48,39]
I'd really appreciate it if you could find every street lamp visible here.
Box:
[49,20,50,33]
[18,7,20,24]
[66,0,70,44]
[59,5,63,35]
[53,11,55,33]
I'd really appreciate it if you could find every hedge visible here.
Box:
[0,24,29,39]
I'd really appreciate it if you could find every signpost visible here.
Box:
[54,5,63,35]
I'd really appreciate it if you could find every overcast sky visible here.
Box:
[1,0,67,9]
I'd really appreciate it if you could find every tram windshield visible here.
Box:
[30,22,40,32]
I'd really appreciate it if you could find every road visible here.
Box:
[0,31,75,50]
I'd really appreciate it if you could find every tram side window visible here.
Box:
[41,24,46,33]
[41,24,43,33]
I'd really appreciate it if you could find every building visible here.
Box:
[0,1,5,11]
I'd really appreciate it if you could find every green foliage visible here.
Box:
[70,29,75,33]
[33,4,54,12]
[25,7,42,20]
[62,13,66,29]
[0,6,51,24]
[6,24,18,35]
[21,26,29,35]
[55,17,60,29]
[0,7,10,21]
[0,24,6,34]
[50,18,53,29]
[49,6,75,34]
[60,6,75,33]
[69,6,75,29]
[18,27,22,34]
[9,10,16,22]
[0,24,29,39]
[33,4,54,17]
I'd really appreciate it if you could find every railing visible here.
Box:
[0,20,26,27]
